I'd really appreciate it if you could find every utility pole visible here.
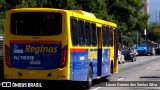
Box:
[136,31,138,46]
[144,0,149,46]
[144,0,149,24]
[159,10,160,24]
[156,11,158,24]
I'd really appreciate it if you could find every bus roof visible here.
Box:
[70,10,96,18]
[69,10,117,27]
[9,8,117,27]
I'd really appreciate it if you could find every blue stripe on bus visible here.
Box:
[70,49,110,81]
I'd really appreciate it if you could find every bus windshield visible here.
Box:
[11,12,62,36]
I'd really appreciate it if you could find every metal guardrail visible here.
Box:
[0,34,4,61]
[0,34,3,78]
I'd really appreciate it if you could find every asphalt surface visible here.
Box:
[91,55,160,90]
[0,55,160,90]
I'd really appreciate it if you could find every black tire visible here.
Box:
[134,56,136,61]
[131,57,134,62]
[122,61,125,64]
[85,66,93,89]
[118,61,121,64]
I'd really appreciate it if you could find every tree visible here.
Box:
[0,0,149,43]
[0,0,6,12]
[0,15,5,34]
[105,0,149,47]
[106,0,148,32]
[49,0,79,9]
[0,0,6,33]
[16,0,47,8]
[75,0,107,19]
[48,0,108,19]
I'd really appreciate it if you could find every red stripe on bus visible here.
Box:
[70,48,86,52]
[10,40,61,44]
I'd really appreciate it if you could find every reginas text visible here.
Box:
[25,45,57,54]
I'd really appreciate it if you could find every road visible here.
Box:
[0,55,160,90]
[91,55,160,90]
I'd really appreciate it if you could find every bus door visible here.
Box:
[114,28,118,73]
[97,27,102,77]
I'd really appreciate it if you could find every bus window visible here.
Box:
[71,17,79,46]
[85,21,91,46]
[102,25,107,46]
[11,12,62,36]
[106,26,110,46]
[110,27,113,46]
[91,23,97,46]
[78,19,85,46]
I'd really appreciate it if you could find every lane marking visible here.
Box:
[123,63,128,65]
[118,78,124,81]
[93,87,102,90]
[147,66,151,69]
[155,63,159,65]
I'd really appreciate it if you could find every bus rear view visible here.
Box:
[4,8,69,80]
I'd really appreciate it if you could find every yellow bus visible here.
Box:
[3,8,118,88]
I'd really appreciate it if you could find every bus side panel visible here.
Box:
[92,57,98,80]
[89,49,98,80]
[70,52,74,80]
[101,49,110,77]
[70,48,111,81]
[3,11,13,79]
[70,48,90,81]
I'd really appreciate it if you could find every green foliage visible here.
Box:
[1,0,148,33]
[0,0,6,11]
[75,0,107,19]
[16,0,36,8]
[16,0,47,8]
[0,0,5,34]
[0,0,5,7]
[49,0,79,9]
[106,0,148,32]
[49,0,107,19]
[0,13,5,34]
[93,0,107,19]
[105,0,149,46]
[0,0,150,45]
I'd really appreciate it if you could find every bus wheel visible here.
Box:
[85,66,93,89]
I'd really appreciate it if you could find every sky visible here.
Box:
[149,0,160,23]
